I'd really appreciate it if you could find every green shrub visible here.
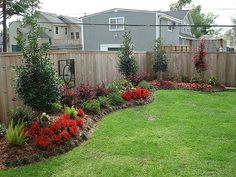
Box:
[108,80,133,92]
[97,96,110,108]
[138,80,154,89]
[208,76,219,86]
[118,31,138,78]
[5,120,27,146]
[51,102,63,113]
[15,19,63,112]
[191,75,203,83]
[8,106,31,127]
[64,106,78,119]
[107,92,124,106]
[0,124,6,137]
[81,99,100,115]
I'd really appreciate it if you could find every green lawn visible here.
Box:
[1,90,236,177]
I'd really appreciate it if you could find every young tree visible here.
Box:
[118,31,138,78]
[15,18,63,112]
[193,38,207,79]
[152,38,168,80]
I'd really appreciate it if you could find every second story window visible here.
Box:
[76,32,79,39]
[71,32,74,39]
[55,27,59,34]
[109,17,124,31]
[65,28,68,35]
[167,21,174,32]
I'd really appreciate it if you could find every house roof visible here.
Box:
[39,11,65,24]
[162,10,189,20]
[80,8,159,19]
[59,15,82,24]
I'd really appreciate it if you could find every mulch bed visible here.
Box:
[0,92,154,170]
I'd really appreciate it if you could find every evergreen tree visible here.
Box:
[118,31,138,78]
[15,19,63,112]
[153,39,168,79]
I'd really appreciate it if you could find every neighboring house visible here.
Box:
[9,12,82,52]
[230,27,236,50]
[162,10,195,46]
[80,8,194,51]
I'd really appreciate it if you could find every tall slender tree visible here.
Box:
[118,31,138,78]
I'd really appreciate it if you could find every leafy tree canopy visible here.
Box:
[169,0,218,38]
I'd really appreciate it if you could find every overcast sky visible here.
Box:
[40,0,236,26]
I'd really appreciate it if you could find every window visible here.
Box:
[167,21,173,32]
[71,32,74,39]
[76,32,79,39]
[109,17,124,31]
[65,28,68,35]
[55,27,59,34]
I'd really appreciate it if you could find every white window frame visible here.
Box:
[100,44,122,51]
[109,17,124,31]
[167,21,173,32]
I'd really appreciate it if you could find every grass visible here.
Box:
[1,90,236,177]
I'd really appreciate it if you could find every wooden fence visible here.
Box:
[0,51,236,123]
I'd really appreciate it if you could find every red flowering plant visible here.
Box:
[193,39,207,81]
[121,88,150,101]
[25,108,87,149]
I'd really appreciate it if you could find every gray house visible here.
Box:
[80,8,194,51]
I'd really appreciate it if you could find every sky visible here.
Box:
[39,0,236,26]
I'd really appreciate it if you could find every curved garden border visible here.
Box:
[4,92,155,168]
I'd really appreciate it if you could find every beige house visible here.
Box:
[9,12,82,52]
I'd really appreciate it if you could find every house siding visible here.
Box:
[160,18,179,45]
[83,10,157,51]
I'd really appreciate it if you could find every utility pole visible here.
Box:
[3,0,7,52]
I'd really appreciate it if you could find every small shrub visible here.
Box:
[127,72,149,86]
[81,99,101,115]
[97,96,110,108]
[63,86,78,106]
[0,124,6,137]
[51,102,63,113]
[107,92,124,105]
[5,120,27,146]
[94,82,108,97]
[138,80,154,90]
[8,106,32,127]
[76,84,95,101]
[191,75,203,83]
[208,76,219,86]
[108,80,133,92]
[121,88,150,101]
[64,106,78,119]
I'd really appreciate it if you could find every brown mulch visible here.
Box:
[0,136,39,170]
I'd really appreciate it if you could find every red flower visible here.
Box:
[76,118,84,128]
[77,108,85,117]
[60,130,70,141]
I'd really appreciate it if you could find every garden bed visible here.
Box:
[0,90,154,169]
